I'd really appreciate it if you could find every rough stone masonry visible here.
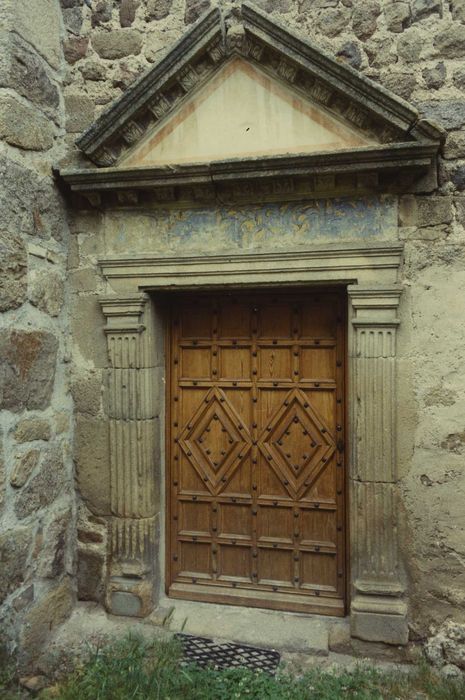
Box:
[1,0,465,676]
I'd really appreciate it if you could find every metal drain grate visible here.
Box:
[175,633,281,674]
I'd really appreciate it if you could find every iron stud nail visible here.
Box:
[253,398,258,403]
[284,480,288,485]
[304,402,309,408]
[315,382,320,387]
[337,360,342,367]
[315,340,320,345]
[212,527,217,532]
[173,555,178,561]
[187,451,192,456]
[294,577,299,583]
[314,503,320,509]
[294,512,299,518]
[193,381,197,386]
[213,369,217,375]
[174,397,178,402]
[232,582,237,588]
[193,495,197,501]
[337,489,342,495]
[173,515,178,520]
[273,543,277,548]
[284,401,289,406]
[253,552,258,558]
[338,573,343,578]
[315,545,320,552]
[232,497,237,503]
[204,476,209,481]
[192,577,197,583]
[337,398,342,404]
[220,396,225,402]
[294,556,299,562]
[273,500,278,506]
[273,382,278,387]
[315,590,320,596]
[273,586,278,592]
[337,526,342,532]
[233,381,237,386]
[252,484,257,490]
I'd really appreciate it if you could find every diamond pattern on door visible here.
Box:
[259,389,335,499]
[168,290,346,617]
[179,387,251,494]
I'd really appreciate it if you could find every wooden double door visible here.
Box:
[167,289,346,615]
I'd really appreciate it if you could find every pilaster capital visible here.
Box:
[348,285,402,328]
[100,293,150,333]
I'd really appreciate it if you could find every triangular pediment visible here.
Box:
[121,58,375,168]
[75,3,442,170]
[62,2,443,204]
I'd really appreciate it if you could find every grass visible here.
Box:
[1,635,465,700]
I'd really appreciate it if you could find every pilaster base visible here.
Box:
[106,576,155,618]
[351,595,408,646]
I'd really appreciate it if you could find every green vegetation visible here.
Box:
[2,635,465,699]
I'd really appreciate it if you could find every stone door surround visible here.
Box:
[99,240,407,645]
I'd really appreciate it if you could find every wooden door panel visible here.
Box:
[168,290,346,616]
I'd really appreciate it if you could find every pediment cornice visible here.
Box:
[75,2,443,169]
[59,2,444,205]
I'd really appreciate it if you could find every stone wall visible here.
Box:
[63,0,465,642]
[0,0,75,668]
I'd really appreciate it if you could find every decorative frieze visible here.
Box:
[93,147,117,167]
[122,121,144,145]
[277,58,297,83]
[178,65,199,92]
[148,93,171,120]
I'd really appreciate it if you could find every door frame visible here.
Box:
[98,241,408,643]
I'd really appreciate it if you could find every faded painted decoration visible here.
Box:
[106,197,397,255]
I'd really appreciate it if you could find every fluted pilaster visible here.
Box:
[100,293,159,617]
[348,286,407,645]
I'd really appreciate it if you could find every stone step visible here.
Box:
[154,598,333,656]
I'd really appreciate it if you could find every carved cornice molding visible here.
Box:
[348,285,402,328]
[100,293,149,333]
[61,142,438,207]
[69,2,443,173]
[98,242,403,292]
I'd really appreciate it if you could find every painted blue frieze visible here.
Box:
[107,196,397,255]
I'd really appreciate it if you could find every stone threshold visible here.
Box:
[155,596,339,656]
[42,603,415,678]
